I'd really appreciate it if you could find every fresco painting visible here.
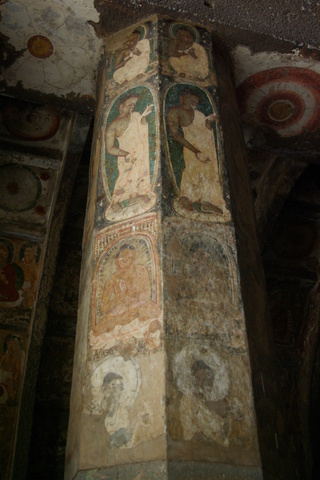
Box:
[65,18,265,478]
[161,23,215,86]
[83,351,166,459]
[0,155,60,237]
[113,29,150,85]
[0,331,25,406]
[0,98,74,155]
[2,101,60,141]
[164,84,230,222]
[103,86,158,222]
[164,226,247,353]
[106,24,157,92]
[237,67,320,140]
[0,238,41,310]
[90,356,141,448]
[0,164,41,213]
[90,215,162,354]
[167,341,256,451]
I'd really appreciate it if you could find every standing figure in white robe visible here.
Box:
[168,28,209,80]
[105,96,152,212]
[167,90,226,214]
[113,32,150,85]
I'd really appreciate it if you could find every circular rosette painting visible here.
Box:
[237,67,320,139]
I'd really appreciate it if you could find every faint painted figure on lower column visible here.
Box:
[166,86,230,220]
[104,88,157,222]
[18,242,40,309]
[0,333,25,405]
[90,356,141,448]
[90,238,162,352]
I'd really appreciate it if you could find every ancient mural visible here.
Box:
[89,214,162,355]
[167,339,256,454]
[1,0,102,98]
[0,96,72,478]
[161,23,215,86]
[164,223,246,353]
[106,24,157,91]
[66,18,260,479]
[69,21,167,472]
[103,86,158,222]
[90,356,141,448]
[236,66,320,150]
[0,154,60,237]
[0,98,73,154]
[0,237,41,311]
[0,331,26,406]
[164,83,230,222]
[2,101,60,141]
[82,350,166,460]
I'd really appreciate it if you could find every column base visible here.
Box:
[74,461,266,480]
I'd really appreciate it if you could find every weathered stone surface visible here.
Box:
[74,461,265,480]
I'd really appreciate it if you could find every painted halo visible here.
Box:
[90,356,141,415]
[237,67,320,137]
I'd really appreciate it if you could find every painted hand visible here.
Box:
[125,153,137,163]
[196,152,210,163]
[142,105,153,118]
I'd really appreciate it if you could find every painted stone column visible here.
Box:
[66,16,289,480]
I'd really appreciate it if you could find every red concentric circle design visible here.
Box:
[237,67,320,137]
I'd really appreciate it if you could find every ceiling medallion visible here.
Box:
[237,67,320,137]
[27,35,54,59]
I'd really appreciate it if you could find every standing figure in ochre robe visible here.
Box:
[167,90,226,214]
[105,95,153,213]
[19,243,39,309]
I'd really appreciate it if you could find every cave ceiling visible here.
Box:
[1,0,320,157]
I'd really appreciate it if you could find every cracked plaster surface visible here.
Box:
[1,0,102,97]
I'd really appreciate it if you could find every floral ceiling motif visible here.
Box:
[1,0,102,97]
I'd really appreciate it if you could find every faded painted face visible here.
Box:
[101,377,123,412]
[116,248,135,270]
[181,93,199,110]
[24,247,37,264]
[119,97,138,115]
[177,29,194,48]
[192,361,214,397]
[126,33,139,49]
[7,339,16,354]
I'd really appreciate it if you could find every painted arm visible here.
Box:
[100,277,116,315]
[205,112,218,129]
[167,108,200,154]
[105,124,129,157]
[114,49,132,70]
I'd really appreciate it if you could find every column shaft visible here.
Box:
[66,15,288,480]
